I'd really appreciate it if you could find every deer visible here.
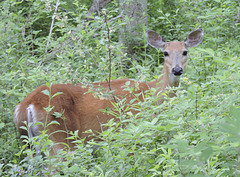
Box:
[14,29,203,155]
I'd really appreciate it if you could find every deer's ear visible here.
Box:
[184,29,204,48]
[146,30,165,51]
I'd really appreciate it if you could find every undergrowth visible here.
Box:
[0,0,239,176]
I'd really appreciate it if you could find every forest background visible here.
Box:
[0,0,239,176]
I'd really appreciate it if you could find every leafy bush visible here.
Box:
[0,0,239,176]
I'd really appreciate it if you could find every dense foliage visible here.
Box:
[0,0,239,176]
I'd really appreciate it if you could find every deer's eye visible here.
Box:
[183,51,188,56]
[163,51,169,57]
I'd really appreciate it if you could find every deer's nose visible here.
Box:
[172,66,183,76]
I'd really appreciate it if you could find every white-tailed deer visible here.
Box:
[14,29,203,155]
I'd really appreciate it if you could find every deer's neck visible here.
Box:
[148,64,181,94]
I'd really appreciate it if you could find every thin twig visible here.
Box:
[103,12,125,115]
[104,12,117,104]
[59,7,74,20]
[195,87,198,120]
[95,12,123,32]
[45,0,60,54]
[104,11,112,88]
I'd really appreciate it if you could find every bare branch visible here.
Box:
[45,0,60,54]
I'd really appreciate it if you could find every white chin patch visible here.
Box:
[169,73,181,85]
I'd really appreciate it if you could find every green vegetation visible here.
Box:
[0,0,239,176]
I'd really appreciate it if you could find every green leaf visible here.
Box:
[194,142,206,153]
[220,106,240,142]
[125,81,130,86]
[213,57,224,63]
[45,82,51,88]
[180,159,196,167]
[205,48,215,56]
[69,164,79,172]
[34,122,44,127]
[42,89,50,96]
[44,106,54,112]
[52,92,63,98]
[95,165,104,174]
[199,147,213,162]
[47,121,60,127]
[0,123,5,130]
[230,106,240,119]
[165,13,170,17]
[53,111,63,118]
[20,125,27,131]
[177,140,188,152]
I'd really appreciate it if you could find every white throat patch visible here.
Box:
[169,73,181,86]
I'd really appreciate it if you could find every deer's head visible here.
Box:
[146,29,203,86]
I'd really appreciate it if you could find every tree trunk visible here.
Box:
[119,0,148,57]
[87,0,114,18]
